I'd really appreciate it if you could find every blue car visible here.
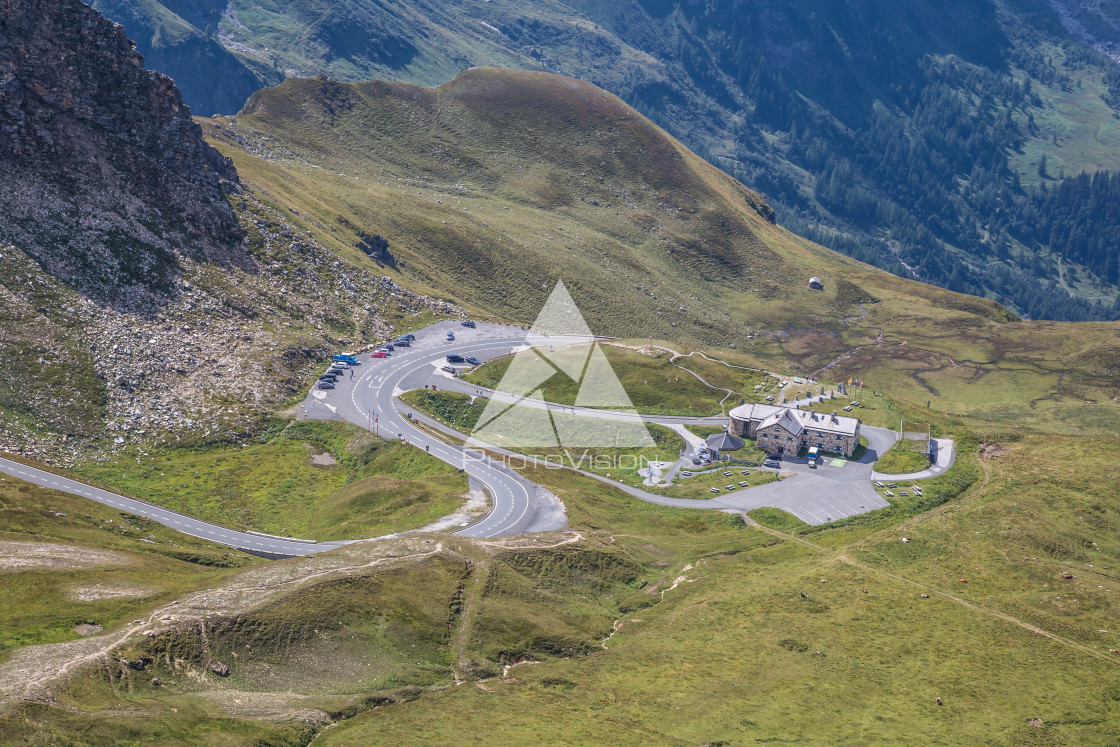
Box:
[465,356,480,365]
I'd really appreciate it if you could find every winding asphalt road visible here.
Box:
[0,455,356,558]
[0,320,954,557]
[299,321,571,538]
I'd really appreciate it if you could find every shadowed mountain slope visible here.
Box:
[0,0,249,309]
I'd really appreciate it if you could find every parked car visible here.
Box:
[441,365,456,374]
[329,368,345,376]
[383,343,394,351]
[465,356,480,365]
[318,382,335,390]
[762,459,781,469]
[461,320,476,328]
[446,354,465,364]
[376,348,391,355]
[401,333,416,341]
[394,339,411,347]
[319,375,337,382]
[766,453,782,461]
[371,351,388,358]
[446,331,455,341]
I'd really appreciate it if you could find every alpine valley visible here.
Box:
[0,1,1118,745]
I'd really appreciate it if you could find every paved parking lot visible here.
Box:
[715,472,889,525]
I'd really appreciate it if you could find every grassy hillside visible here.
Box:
[204,68,1120,435]
[72,420,470,541]
[5,425,1120,743]
[0,472,255,657]
[202,68,949,341]
[208,68,793,341]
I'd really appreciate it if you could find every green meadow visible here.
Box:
[72,420,468,541]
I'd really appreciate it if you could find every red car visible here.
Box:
[371,351,388,359]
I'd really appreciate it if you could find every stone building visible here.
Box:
[728,403,861,457]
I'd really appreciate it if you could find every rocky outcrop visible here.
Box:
[0,188,461,463]
[0,1,463,457]
[357,231,394,266]
[0,0,250,310]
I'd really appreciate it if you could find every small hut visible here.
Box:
[808,276,824,290]
[705,430,746,460]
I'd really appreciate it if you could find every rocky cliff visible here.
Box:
[0,0,250,309]
[0,0,459,458]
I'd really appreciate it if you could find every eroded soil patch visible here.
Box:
[0,540,131,572]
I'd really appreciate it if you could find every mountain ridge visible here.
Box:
[94,0,1120,321]
[0,0,249,309]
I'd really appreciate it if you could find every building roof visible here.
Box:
[762,408,805,436]
[730,402,859,437]
[705,431,745,452]
[728,402,782,421]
